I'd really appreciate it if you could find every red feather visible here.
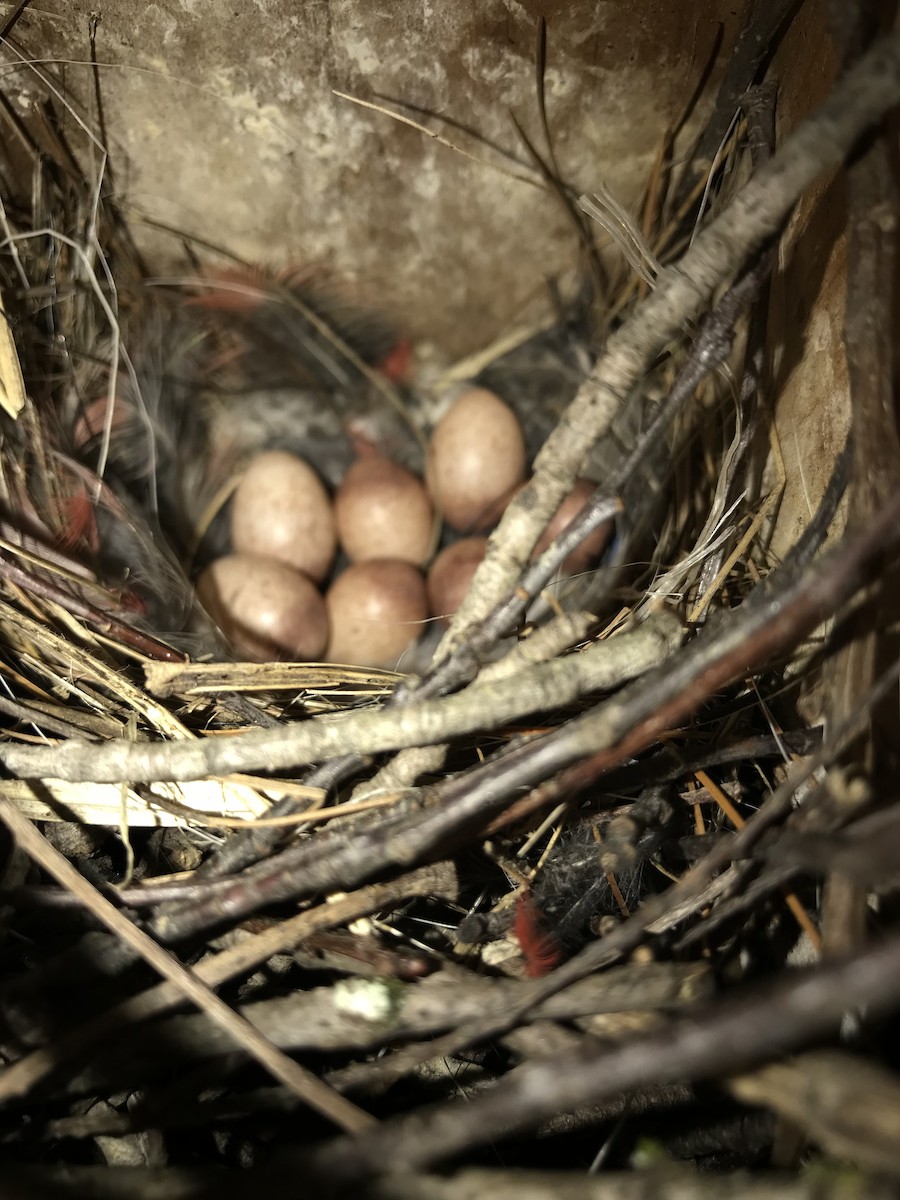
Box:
[377,338,413,383]
[514,892,561,978]
[60,491,99,553]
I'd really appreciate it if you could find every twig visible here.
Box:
[0,613,681,783]
[729,1050,900,1175]
[594,727,822,795]
[690,83,777,622]
[676,0,801,203]
[36,963,710,1100]
[2,1163,895,1200]
[694,766,821,952]
[0,0,32,39]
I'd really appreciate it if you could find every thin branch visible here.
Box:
[37,963,710,1100]
[0,614,680,783]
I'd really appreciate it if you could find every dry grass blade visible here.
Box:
[0,282,25,418]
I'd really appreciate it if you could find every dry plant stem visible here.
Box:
[672,861,802,951]
[0,614,680,783]
[0,694,101,741]
[595,727,821,794]
[0,862,454,1105]
[51,1082,687,1144]
[199,753,362,881]
[692,86,776,618]
[0,798,374,1133]
[0,551,183,662]
[678,0,799,201]
[434,27,900,657]
[302,930,900,1179]
[0,2,33,39]
[766,804,900,891]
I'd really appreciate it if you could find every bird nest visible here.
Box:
[0,9,899,1198]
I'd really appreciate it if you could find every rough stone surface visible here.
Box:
[16,0,750,355]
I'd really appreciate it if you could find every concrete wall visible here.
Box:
[20,0,751,355]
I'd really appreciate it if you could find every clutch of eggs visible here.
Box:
[196,387,611,667]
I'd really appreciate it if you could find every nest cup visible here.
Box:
[0,1,896,1191]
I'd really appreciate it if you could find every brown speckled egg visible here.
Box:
[427,537,487,625]
[197,553,328,662]
[231,450,335,582]
[533,478,613,575]
[325,559,428,668]
[427,388,526,531]
[335,455,434,565]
